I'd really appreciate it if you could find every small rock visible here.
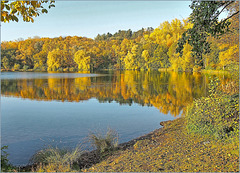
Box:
[160,120,172,126]
[203,141,210,145]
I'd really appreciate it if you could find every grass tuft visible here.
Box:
[30,145,82,172]
[88,128,119,155]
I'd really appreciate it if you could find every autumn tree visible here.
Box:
[142,50,150,69]
[1,0,55,23]
[47,49,63,71]
[74,50,91,71]
[168,42,181,71]
[219,44,238,70]
[124,45,139,70]
[181,43,193,71]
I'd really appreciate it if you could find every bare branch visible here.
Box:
[212,1,234,21]
[218,10,239,25]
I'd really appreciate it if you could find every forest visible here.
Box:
[1,12,238,72]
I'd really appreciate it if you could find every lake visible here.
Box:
[1,71,231,165]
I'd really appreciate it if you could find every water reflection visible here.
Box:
[1,71,231,117]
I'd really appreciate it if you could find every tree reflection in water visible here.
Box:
[1,71,232,117]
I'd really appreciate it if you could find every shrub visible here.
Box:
[1,146,15,172]
[30,145,82,172]
[186,78,239,140]
[88,128,118,154]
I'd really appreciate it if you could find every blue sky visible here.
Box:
[1,1,192,41]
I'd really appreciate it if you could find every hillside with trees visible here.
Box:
[1,12,238,72]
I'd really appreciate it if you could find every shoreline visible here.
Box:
[83,117,239,172]
[11,116,240,172]
[1,69,231,74]
[79,120,172,169]
[19,119,173,171]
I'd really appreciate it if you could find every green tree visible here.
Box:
[177,0,239,69]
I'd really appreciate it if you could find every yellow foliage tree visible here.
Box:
[168,42,182,71]
[182,43,194,71]
[141,50,150,69]
[219,45,238,70]
[124,45,139,70]
[74,50,91,71]
[47,49,62,71]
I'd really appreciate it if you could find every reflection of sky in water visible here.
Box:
[2,96,175,165]
[0,72,104,79]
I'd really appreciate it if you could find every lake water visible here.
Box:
[1,71,230,165]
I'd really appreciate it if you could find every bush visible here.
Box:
[88,128,118,155]
[1,146,15,172]
[186,78,239,140]
[30,145,82,172]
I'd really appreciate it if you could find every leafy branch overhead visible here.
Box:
[177,0,239,67]
[1,0,55,23]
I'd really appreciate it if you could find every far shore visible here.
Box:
[1,68,230,74]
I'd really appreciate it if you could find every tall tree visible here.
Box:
[177,0,239,68]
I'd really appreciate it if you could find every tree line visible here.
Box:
[1,4,238,72]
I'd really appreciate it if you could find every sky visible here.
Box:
[1,1,192,42]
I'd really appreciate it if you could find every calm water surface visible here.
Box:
[1,71,230,165]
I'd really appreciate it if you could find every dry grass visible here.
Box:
[88,128,119,155]
[30,145,82,172]
[83,118,239,172]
